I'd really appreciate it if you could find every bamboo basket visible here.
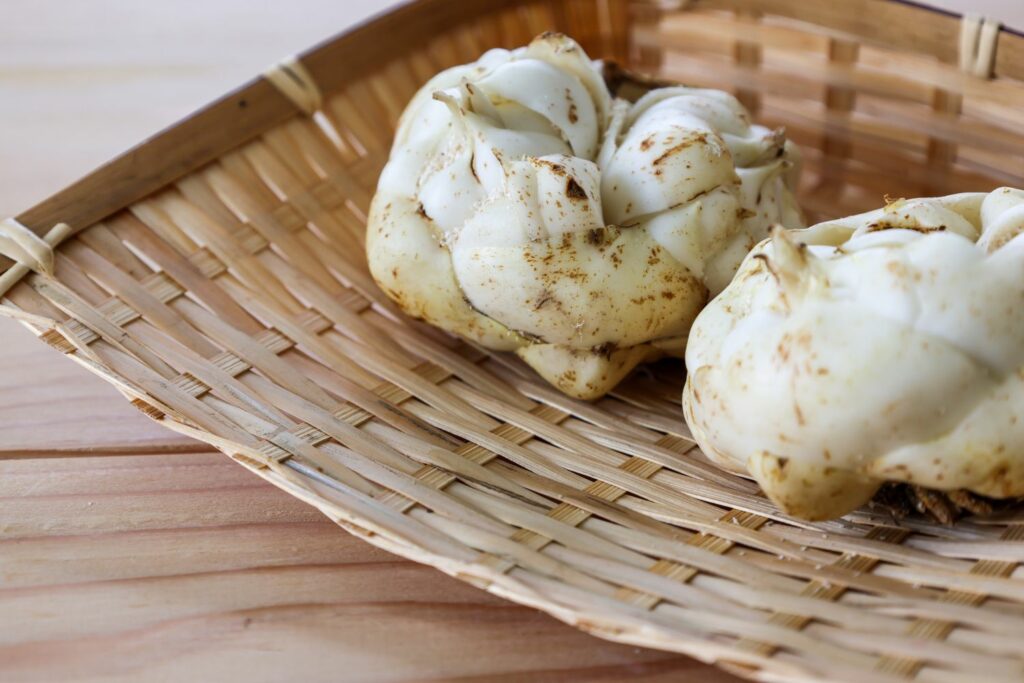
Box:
[3,1,1024,680]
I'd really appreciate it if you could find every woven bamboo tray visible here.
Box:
[3,1,1024,680]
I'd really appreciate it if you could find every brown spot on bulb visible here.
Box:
[586,227,609,246]
[566,177,587,200]
[652,133,707,166]
[565,88,579,124]
[536,159,567,176]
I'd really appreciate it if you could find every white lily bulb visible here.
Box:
[683,188,1024,520]
[368,33,802,399]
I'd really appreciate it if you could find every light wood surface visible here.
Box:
[0,2,735,680]
[0,0,400,218]
[2,2,1020,681]
[2,446,737,682]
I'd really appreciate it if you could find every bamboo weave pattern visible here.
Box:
[3,2,1024,681]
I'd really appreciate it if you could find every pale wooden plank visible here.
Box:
[0,0,406,219]
[0,520,374,589]
[0,453,737,683]
[0,451,253,496]
[2,479,322,541]
[1,605,715,683]
[0,452,318,545]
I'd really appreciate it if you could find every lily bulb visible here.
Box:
[368,33,802,399]
[683,188,1024,520]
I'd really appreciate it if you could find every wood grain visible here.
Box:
[0,450,737,683]
[0,0,403,219]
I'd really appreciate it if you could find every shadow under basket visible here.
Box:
[4,1,1024,681]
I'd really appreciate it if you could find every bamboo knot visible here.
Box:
[0,219,72,299]
[264,56,323,115]
[959,14,1001,79]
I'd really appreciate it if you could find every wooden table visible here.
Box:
[0,3,736,680]
[7,2,1019,680]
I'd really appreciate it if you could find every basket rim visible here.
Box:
[4,0,1024,264]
